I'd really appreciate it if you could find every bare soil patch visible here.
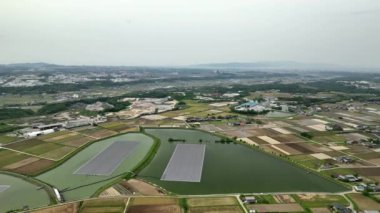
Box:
[270,134,304,143]
[62,136,93,147]
[354,168,380,176]
[248,203,304,212]
[287,143,315,154]
[348,193,380,210]
[127,205,181,213]
[3,157,40,169]
[12,159,55,175]
[40,146,75,160]
[81,206,124,213]
[273,194,295,203]
[33,203,78,213]
[131,197,177,206]
[44,132,78,142]
[121,179,163,196]
[310,207,331,213]
[187,197,238,207]
[189,206,242,213]
[88,129,117,138]
[247,137,269,145]
[272,144,301,155]
[289,143,328,154]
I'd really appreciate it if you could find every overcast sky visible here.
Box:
[0,0,379,67]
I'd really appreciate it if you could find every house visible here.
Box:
[330,204,352,213]
[242,196,257,204]
[354,183,367,192]
[356,124,369,131]
[335,156,354,164]
[337,174,362,182]
[325,123,343,131]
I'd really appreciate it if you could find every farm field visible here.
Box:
[293,194,349,209]
[3,133,87,161]
[138,128,348,194]
[188,206,243,213]
[78,197,127,213]
[79,126,118,138]
[247,203,304,212]
[33,203,78,213]
[187,196,242,213]
[37,133,155,201]
[0,173,51,212]
[127,197,181,213]
[347,193,380,211]
[0,134,18,144]
[98,121,138,133]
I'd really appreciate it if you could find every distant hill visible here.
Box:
[190,61,380,72]
[0,61,379,73]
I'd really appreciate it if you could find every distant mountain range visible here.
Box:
[1,61,379,72]
[190,61,380,72]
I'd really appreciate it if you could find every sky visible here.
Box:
[0,0,379,67]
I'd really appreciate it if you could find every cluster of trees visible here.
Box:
[215,138,235,144]
[168,138,186,142]
[0,123,20,133]
[0,96,132,120]
[300,132,313,139]
[38,96,131,115]
[0,108,34,120]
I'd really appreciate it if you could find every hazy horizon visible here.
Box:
[1,0,379,68]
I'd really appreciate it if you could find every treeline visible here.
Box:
[0,123,20,133]
[277,96,346,107]
[0,108,34,120]
[38,96,131,115]
[0,96,131,120]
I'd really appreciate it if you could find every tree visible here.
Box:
[300,132,313,139]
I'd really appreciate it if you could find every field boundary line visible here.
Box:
[0,147,56,161]
[68,129,100,140]
[123,197,130,213]
[236,195,248,213]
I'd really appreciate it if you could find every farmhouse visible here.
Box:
[325,123,343,131]
[335,156,354,164]
[330,204,352,213]
[337,174,362,182]
[242,196,257,204]
[235,100,268,112]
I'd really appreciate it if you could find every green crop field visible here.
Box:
[138,128,348,194]
[0,134,18,144]
[0,173,51,212]
[37,133,154,201]
[0,149,30,168]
